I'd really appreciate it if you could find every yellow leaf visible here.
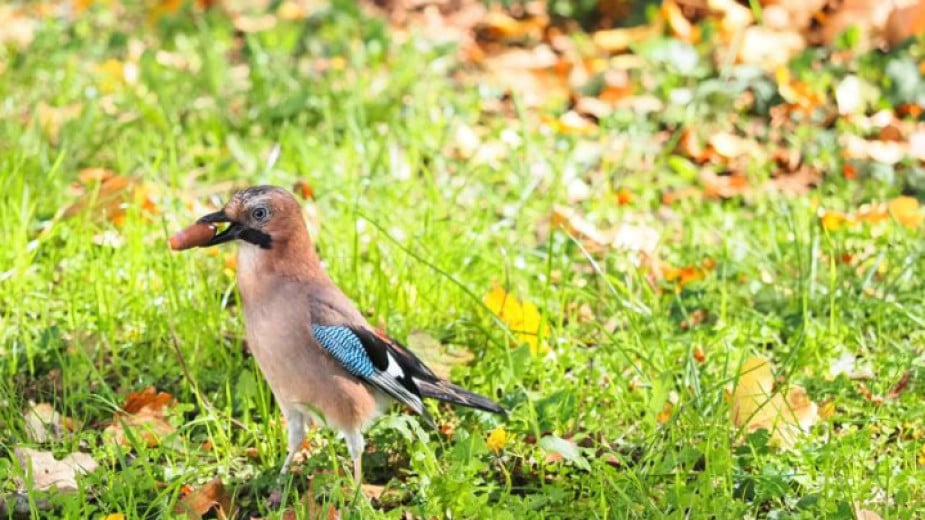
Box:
[731,357,818,449]
[820,210,851,231]
[486,427,509,453]
[888,196,923,228]
[483,285,549,355]
[101,514,126,520]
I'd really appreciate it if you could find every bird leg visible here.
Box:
[269,410,307,510]
[353,456,362,484]
[281,410,306,474]
[343,431,365,484]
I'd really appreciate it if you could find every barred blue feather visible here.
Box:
[311,325,375,378]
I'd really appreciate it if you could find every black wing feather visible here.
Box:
[349,326,506,416]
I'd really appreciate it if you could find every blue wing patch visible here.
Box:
[311,325,375,378]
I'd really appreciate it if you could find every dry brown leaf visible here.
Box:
[886,370,912,399]
[361,483,386,500]
[700,170,751,199]
[24,403,65,443]
[175,477,233,520]
[478,46,569,108]
[13,447,98,492]
[731,357,819,449]
[104,387,176,448]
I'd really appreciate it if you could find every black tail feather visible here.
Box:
[416,380,506,415]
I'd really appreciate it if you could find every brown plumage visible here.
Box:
[190,185,504,483]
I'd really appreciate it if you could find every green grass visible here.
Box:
[1,1,924,518]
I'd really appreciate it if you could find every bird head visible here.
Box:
[197,185,305,250]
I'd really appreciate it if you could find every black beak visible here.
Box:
[196,210,243,247]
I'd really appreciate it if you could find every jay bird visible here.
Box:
[193,185,505,483]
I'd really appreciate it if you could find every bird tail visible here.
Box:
[416,380,506,415]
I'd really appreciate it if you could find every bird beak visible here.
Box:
[197,210,243,247]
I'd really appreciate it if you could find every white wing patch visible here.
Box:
[385,352,405,379]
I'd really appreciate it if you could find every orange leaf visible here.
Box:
[104,387,176,448]
[292,180,315,200]
[174,477,233,520]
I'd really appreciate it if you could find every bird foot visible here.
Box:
[267,487,284,510]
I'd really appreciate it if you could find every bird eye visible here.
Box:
[252,206,269,221]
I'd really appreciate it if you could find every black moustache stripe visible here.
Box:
[240,229,272,249]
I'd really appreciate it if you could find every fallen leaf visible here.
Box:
[593,25,659,54]
[886,370,912,400]
[701,170,751,199]
[483,285,549,355]
[405,329,475,380]
[854,505,884,520]
[361,483,385,500]
[24,403,65,443]
[104,387,176,448]
[888,196,923,228]
[175,477,233,520]
[551,205,611,252]
[63,175,157,225]
[884,0,925,48]
[13,447,98,492]
[731,357,819,449]
[77,167,116,185]
[707,132,756,160]
[475,9,548,42]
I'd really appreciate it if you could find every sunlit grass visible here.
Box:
[0,1,923,519]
